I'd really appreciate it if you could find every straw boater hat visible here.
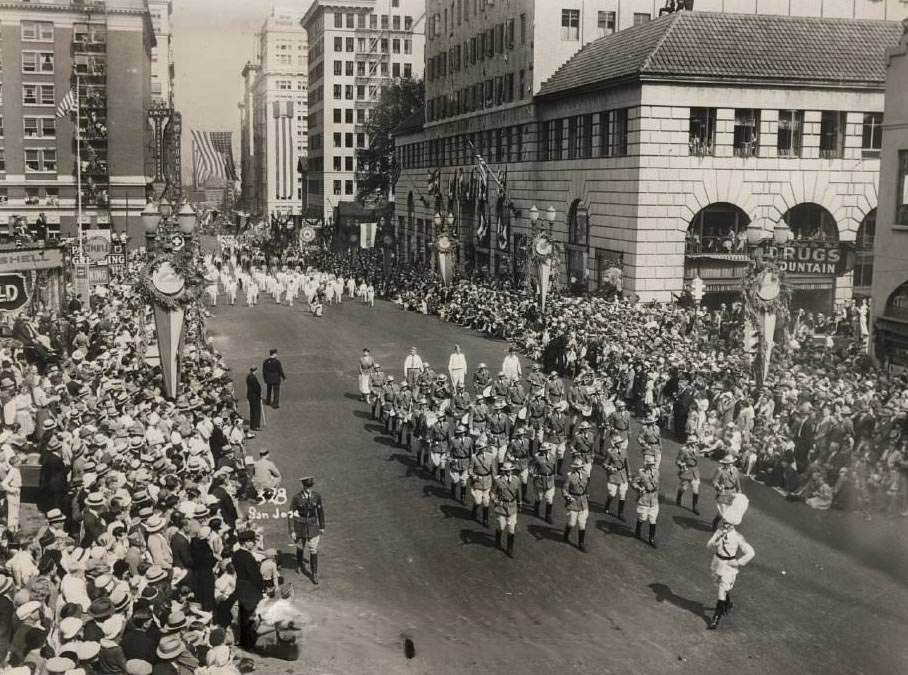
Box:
[718,454,736,465]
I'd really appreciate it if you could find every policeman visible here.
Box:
[428,412,450,485]
[472,362,491,396]
[712,454,742,530]
[530,442,557,523]
[602,436,630,521]
[448,424,474,504]
[607,399,631,452]
[368,364,387,419]
[562,456,590,551]
[287,476,326,584]
[491,461,521,557]
[706,494,755,630]
[505,426,532,503]
[526,388,547,453]
[487,398,512,463]
[572,420,596,477]
[543,400,569,475]
[469,436,498,527]
[632,454,660,547]
[676,441,701,514]
[637,411,663,466]
[545,371,564,407]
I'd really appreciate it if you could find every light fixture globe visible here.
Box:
[141,200,159,234]
[546,206,556,224]
[773,221,793,245]
[159,198,173,219]
[445,212,455,227]
[746,221,766,246]
[177,203,197,235]
[529,205,539,223]
[433,212,442,228]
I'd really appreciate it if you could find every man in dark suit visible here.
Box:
[246,366,263,431]
[231,530,265,651]
[262,348,286,408]
[39,436,68,515]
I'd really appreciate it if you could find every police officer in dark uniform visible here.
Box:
[287,476,326,584]
[245,366,262,432]
[262,348,287,408]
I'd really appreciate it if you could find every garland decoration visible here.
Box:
[134,247,205,311]
[741,256,789,323]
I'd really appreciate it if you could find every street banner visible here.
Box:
[359,222,377,249]
[539,259,551,313]
[153,303,185,400]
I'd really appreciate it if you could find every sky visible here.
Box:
[172,0,307,184]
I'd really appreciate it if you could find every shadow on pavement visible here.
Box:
[459,528,498,548]
[343,393,361,401]
[422,484,450,500]
[673,515,714,532]
[352,410,371,419]
[648,583,708,626]
[440,504,473,520]
[372,435,399,448]
[526,523,564,543]
[595,518,636,539]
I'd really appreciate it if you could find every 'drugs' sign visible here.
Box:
[757,242,852,276]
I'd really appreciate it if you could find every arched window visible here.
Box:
[567,199,589,247]
[782,203,838,243]
[685,203,750,255]
[887,281,908,320]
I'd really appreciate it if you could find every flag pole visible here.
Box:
[75,74,83,258]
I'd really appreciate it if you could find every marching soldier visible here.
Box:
[676,441,701,514]
[450,382,472,422]
[488,398,512,463]
[632,454,660,548]
[491,461,521,557]
[544,400,570,475]
[368,364,387,419]
[602,436,630,521]
[526,388,548,453]
[287,476,326,584]
[394,382,415,448]
[545,371,564,407]
[506,378,527,425]
[492,372,510,399]
[572,420,596,477]
[712,454,742,530]
[591,383,610,454]
[428,412,451,485]
[418,362,437,398]
[706,494,755,630]
[469,437,498,527]
[448,424,474,503]
[607,398,632,452]
[431,373,451,407]
[562,457,591,551]
[505,427,532,503]
[380,376,399,432]
[527,364,546,391]
[637,411,663,466]
[414,397,437,468]
[469,393,491,439]
[530,443,557,523]
[472,362,491,396]
[567,372,593,437]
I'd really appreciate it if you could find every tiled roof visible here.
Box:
[538,11,902,98]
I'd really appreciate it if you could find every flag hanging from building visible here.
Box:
[55,89,78,118]
[497,197,509,251]
[426,168,440,196]
[192,130,237,186]
[360,221,377,249]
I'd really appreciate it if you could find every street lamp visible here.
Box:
[546,206,556,225]
[773,220,793,245]
[746,221,766,247]
[529,204,539,224]
[177,202,198,236]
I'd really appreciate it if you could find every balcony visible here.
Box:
[686,234,748,257]
[688,137,714,157]
[733,142,759,158]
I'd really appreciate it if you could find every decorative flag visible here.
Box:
[55,89,77,118]
[360,221,377,249]
[496,198,509,251]
[426,168,440,195]
[192,130,237,186]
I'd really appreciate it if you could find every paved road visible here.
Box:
[207,293,908,675]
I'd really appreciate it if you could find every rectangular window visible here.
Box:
[598,11,616,36]
[334,37,343,52]
[334,12,343,28]
[370,14,377,29]
[600,108,629,157]
[733,109,760,157]
[345,156,354,171]
[393,15,401,30]
[333,132,342,147]
[25,148,55,172]
[333,84,341,99]
[333,108,341,123]
[345,132,353,147]
[582,113,593,158]
[567,116,580,160]
[633,13,651,25]
[333,180,342,195]
[561,9,580,41]
[346,13,355,28]
[393,38,401,54]
[345,180,354,195]
[777,109,804,158]
[24,117,55,138]
[21,21,53,42]
[506,18,515,49]
[862,113,883,156]
[550,119,564,160]
[333,156,342,171]
[357,133,365,148]
[345,108,353,123]
[897,150,908,226]
[688,107,716,157]
[346,38,354,52]
[345,85,353,100]
[520,14,527,44]
[22,52,53,73]
[345,61,354,76]
[540,121,550,161]
[0,150,5,173]
[819,111,846,159]
[405,15,413,30]
[333,60,342,76]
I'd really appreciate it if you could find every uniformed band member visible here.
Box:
[676,441,701,514]
[488,398,512,463]
[491,461,521,557]
[562,456,590,551]
[469,436,497,527]
[712,454,742,530]
[607,399,631,452]
[632,454,659,547]
[448,424,473,503]
[572,419,595,477]
[602,436,630,521]
[505,427,532,503]
[471,362,491,395]
[530,444,556,523]
[543,400,569,475]
[706,493,755,630]
[288,476,326,585]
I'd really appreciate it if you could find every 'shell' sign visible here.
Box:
[0,274,28,311]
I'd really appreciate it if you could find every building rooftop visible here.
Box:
[392,107,425,136]
[538,11,903,98]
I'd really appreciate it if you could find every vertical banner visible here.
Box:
[359,222,377,249]
[760,310,776,386]
[153,303,186,400]
[539,260,551,314]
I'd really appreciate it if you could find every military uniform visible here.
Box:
[428,417,450,484]
[505,429,532,501]
[447,429,474,503]
[288,484,326,583]
[414,404,438,468]
[492,465,521,556]
[530,447,557,522]
[470,397,490,438]
[603,439,630,521]
[487,403,512,463]
[572,421,596,477]
[506,381,526,424]
[527,367,546,391]
[469,442,498,526]
[712,459,741,529]
[543,405,569,474]
[380,379,399,430]
[562,459,591,551]
[632,459,660,547]
[526,392,547,448]
[545,374,564,407]
[471,366,491,396]
[607,403,631,451]
[707,522,755,629]
[368,368,387,419]
[637,420,663,466]
[492,375,510,399]
[676,443,701,514]
[394,385,415,447]
[451,387,472,420]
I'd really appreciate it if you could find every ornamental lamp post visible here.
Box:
[773,220,793,246]
[529,204,539,224]
[177,202,198,236]
[546,205,556,226]
[142,200,159,253]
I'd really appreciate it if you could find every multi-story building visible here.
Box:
[301,0,425,220]
[147,0,173,105]
[395,11,897,312]
[242,7,308,218]
[0,0,153,239]
[871,23,908,368]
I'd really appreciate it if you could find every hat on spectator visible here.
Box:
[45,657,76,674]
[126,660,153,675]
[15,600,42,621]
[60,616,84,641]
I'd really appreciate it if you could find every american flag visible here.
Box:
[192,130,237,186]
[55,89,77,119]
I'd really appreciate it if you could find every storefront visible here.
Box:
[0,244,65,317]
[684,203,751,308]
[780,203,841,314]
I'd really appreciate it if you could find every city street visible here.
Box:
[208,295,908,675]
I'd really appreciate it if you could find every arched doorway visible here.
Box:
[878,281,908,370]
[781,203,840,314]
[853,208,875,299]
[683,203,751,308]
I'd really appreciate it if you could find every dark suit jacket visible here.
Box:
[81,509,104,547]
[232,548,264,610]
[171,531,194,571]
[122,623,157,663]
[0,594,14,661]
[39,451,67,494]
[262,357,286,385]
[246,373,262,401]
[211,485,238,528]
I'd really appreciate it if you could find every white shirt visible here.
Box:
[448,353,467,373]
[502,354,522,381]
[404,354,424,375]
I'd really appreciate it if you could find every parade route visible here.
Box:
[208,295,908,674]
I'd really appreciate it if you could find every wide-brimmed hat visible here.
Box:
[493,398,507,410]
[44,656,75,674]
[46,508,66,524]
[161,610,187,634]
[718,454,736,464]
[88,596,114,620]
[144,565,167,584]
[156,636,184,660]
[144,515,166,533]
[59,616,84,640]
[500,461,515,472]
[84,492,105,509]
[125,659,153,675]
[15,599,42,621]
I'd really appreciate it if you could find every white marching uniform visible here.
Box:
[707,527,755,597]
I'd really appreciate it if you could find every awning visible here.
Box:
[685,253,750,263]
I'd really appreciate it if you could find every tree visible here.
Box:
[355,78,424,204]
